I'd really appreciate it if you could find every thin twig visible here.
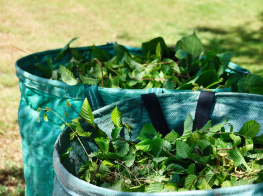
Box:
[164,146,175,157]
[77,66,83,83]
[90,160,102,183]
[10,44,31,54]
[108,66,118,75]
[217,148,234,151]
[116,137,136,145]
[43,108,91,161]
[94,58,104,87]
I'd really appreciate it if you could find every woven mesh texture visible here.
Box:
[53,92,263,196]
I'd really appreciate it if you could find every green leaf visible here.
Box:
[80,75,101,85]
[181,113,193,140]
[253,134,263,144]
[207,119,228,133]
[136,123,157,140]
[155,42,162,61]
[229,147,250,170]
[142,37,170,57]
[199,120,212,132]
[199,156,210,164]
[113,44,129,60]
[123,184,146,192]
[175,32,203,61]
[44,112,48,122]
[91,45,109,62]
[176,140,191,158]
[163,77,175,89]
[111,74,120,88]
[238,74,263,95]
[76,130,92,138]
[239,120,260,138]
[95,137,110,153]
[35,63,52,78]
[57,37,78,59]
[117,141,130,156]
[145,182,164,193]
[169,173,180,184]
[111,127,122,141]
[225,73,245,92]
[123,154,135,167]
[230,133,241,146]
[59,65,78,85]
[187,163,196,175]
[205,170,217,187]
[166,163,185,172]
[80,98,94,125]
[60,147,73,162]
[70,48,83,60]
[164,130,180,142]
[184,175,197,190]
[197,178,212,190]
[196,140,211,150]
[135,139,152,152]
[221,180,232,188]
[175,49,187,60]
[195,68,218,88]
[111,106,122,127]
[151,138,164,157]
[108,179,124,191]
[95,152,121,160]
[217,53,235,77]
[46,57,54,70]
[153,157,168,163]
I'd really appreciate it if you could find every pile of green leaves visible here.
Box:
[59,99,263,193]
[35,33,263,93]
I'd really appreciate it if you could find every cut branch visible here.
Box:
[94,58,104,87]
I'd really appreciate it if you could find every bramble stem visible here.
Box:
[90,160,102,183]
[94,58,104,87]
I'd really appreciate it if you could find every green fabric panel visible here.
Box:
[53,92,263,195]
[98,87,163,106]
[163,87,232,94]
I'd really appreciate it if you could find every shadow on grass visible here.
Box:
[196,12,263,75]
[0,167,25,196]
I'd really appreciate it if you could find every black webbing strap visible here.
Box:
[195,91,215,130]
[141,93,170,136]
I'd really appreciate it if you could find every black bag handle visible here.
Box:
[195,91,215,130]
[141,93,170,136]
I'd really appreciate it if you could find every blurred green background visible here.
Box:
[0,0,263,194]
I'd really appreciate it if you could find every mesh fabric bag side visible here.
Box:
[54,92,263,196]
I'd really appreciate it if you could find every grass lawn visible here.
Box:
[0,0,263,194]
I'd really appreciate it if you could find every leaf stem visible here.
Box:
[108,66,119,75]
[90,160,102,183]
[116,137,136,145]
[205,78,223,89]
[67,105,107,138]
[163,146,175,157]
[76,66,83,83]
[94,58,104,87]
[42,107,91,161]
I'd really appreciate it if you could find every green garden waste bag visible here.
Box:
[15,43,141,196]
[53,92,263,196]
[16,42,250,195]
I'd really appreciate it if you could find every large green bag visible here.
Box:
[53,92,263,196]
[15,43,141,196]
[16,43,249,196]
